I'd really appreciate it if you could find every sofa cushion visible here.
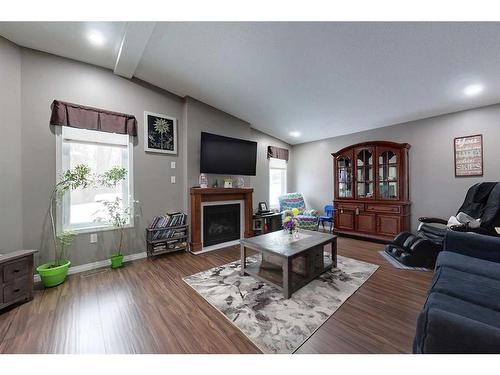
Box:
[425,292,500,328]
[415,292,500,353]
[279,192,307,212]
[296,215,319,230]
[431,266,500,311]
[437,251,500,281]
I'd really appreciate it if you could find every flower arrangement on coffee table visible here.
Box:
[283,215,299,234]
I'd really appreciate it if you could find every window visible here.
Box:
[56,127,134,233]
[269,157,287,209]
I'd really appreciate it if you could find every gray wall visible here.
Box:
[292,104,500,230]
[0,38,23,252]
[184,97,292,209]
[20,48,186,266]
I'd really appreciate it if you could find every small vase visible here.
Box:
[199,173,208,188]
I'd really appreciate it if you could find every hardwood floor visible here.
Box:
[0,237,433,354]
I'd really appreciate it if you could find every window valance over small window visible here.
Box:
[267,145,289,161]
[50,100,137,136]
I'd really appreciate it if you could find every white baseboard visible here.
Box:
[33,251,147,283]
[189,239,241,255]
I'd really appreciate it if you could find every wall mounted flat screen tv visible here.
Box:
[200,132,257,176]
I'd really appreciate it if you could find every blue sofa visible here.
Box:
[414,231,500,353]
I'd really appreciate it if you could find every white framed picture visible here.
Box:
[144,111,177,154]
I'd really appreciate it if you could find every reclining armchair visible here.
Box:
[278,192,319,231]
[385,182,500,268]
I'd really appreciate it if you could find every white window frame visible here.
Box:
[269,157,287,210]
[56,126,134,234]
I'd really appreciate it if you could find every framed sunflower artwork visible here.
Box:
[143,111,177,154]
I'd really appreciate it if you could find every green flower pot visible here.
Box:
[110,253,124,269]
[36,260,71,288]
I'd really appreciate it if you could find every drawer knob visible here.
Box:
[14,269,20,273]
[14,288,20,293]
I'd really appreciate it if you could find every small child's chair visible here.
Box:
[319,204,335,233]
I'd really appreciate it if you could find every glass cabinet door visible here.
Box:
[337,156,353,198]
[356,149,374,198]
[378,150,398,199]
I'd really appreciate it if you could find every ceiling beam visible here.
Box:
[114,22,156,79]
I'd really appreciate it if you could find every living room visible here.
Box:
[1,1,500,373]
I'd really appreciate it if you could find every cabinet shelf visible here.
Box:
[146,223,189,256]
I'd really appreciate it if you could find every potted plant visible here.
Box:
[37,164,127,287]
[97,197,131,269]
[37,164,92,287]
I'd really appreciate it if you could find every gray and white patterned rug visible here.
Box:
[183,254,379,353]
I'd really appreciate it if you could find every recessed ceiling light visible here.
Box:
[289,131,301,137]
[463,84,484,97]
[87,31,106,47]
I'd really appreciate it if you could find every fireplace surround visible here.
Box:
[190,187,253,252]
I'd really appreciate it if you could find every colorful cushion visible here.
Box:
[279,192,307,212]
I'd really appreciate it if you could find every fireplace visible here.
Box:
[190,187,253,252]
[203,203,241,247]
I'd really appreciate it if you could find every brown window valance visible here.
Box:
[50,100,137,136]
[267,145,289,161]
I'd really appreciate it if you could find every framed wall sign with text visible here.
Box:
[454,134,483,177]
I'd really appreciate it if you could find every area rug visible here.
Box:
[183,255,378,354]
[378,250,432,271]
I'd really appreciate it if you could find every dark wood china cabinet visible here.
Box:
[332,141,411,241]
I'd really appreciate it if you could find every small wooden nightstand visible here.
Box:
[0,249,38,312]
[252,212,283,236]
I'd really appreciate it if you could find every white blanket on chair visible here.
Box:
[447,212,481,229]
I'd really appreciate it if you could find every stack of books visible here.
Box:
[148,212,188,242]
[149,212,187,229]
[151,241,188,253]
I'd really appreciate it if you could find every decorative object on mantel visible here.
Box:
[235,176,245,188]
[50,100,137,135]
[212,178,219,188]
[223,177,233,188]
[146,212,189,256]
[183,254,378,353]
[454,134,483,177]
[267,145,289,161]
[199,173,208,188]
[144,111,177,154]
[0,250,38,312]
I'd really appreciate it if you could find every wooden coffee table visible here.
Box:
[240,230,337,298]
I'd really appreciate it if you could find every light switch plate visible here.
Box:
[90,233,97,243]
[171,176,176,184]
[171,161,176,169]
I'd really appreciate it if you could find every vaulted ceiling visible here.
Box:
[2,22,500,144]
